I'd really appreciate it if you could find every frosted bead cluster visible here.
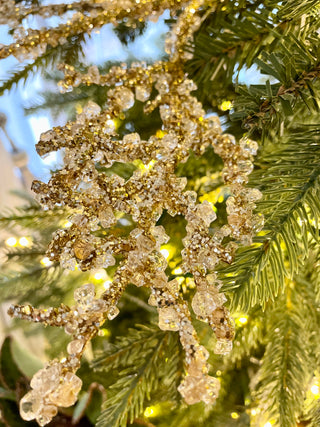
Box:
[5,1,264,424]
[8,283,112,425]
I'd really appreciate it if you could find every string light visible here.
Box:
[238,316,248,325]
[5,237,17,247]
[143,406,160,417]
[219,100,233,111]
[144,407,154,417]
[160,248,170,259]
[40,257,53,267]
[141,160,156,170]
[93,270,106,281]
[173,267,183,274]
[310,384,320,396]
[98,328,111,337]
[231,412,239,419]
[19,237,31,247]
[62,220,72,228]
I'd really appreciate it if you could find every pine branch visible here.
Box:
[186,1,312,91]
[188,6,276,84]
[255,271,318,427]
[0,34,85,96]
[265,0,320,20]
[219,128,320,311]
[0,205,67,231]
[0,264,62,301]
[232,34,320,130]
[24,90,90,116]
[93,325,181,427]
[227,308,265,363]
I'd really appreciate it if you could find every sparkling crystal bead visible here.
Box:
[203,376,221,404]
[158,307,179,331]
[20,391,41,421]
[49,372,82,407]
[82,101,101,119]
[159,104,171,121]
[107,305,120,320]
[37,405,57,427]
[214,339,233,355]
[67,339,84,355]
[155,75,170,94]
[90,298,107,312]
[60,249,77,270]
[192,289,218,318]
[178,375,220,405]
[238,160,254,175]
[64,319,78,335]
[252,213,265,232]
[148,250,167,271]
[148,293,157,306]
[123,132,140,146]
[30,364,61,393]
[98,206,116,228]
[74,283,95,306]
[113,87,134,110]
[239,137,259,156]
[95,253,115,269]
[135,85,150,102]
[73,239,94,260]
[243,188,263,202]
[206,115,222,133]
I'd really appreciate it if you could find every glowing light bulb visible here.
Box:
[156,129,166,138]
[19,237,31,247]
[40,257,53,267]
[264,422,272,427]
[160,248,170,259]
[93,270,106,281]
[62,220,72,228]
[218,195,224,203]
[103,280,112,290]
[5,237,17,247]
[219,100,233,111]
[231,412,239,419]
[142,160,155,170]
[98,328,111,337]
[173,267,183,275]
[144,407,154,417]
[311,384,319,395]
[238,316,248,325]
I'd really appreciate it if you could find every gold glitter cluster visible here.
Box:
[5,1,264,425]
[0,0,191,61]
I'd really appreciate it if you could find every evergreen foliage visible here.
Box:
[1,1,320,426]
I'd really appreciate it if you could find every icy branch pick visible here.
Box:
[6,0,263,425]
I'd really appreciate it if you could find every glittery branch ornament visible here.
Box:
[0,0,191,62]
[8,283,107,426]
[6,1,264,425]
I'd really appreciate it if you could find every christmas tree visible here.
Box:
[0,1,320,426]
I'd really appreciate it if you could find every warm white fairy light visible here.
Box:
[40,257,53,267]
[5,237,17,247]
[311,384,320,395]
[19,237,31,247]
